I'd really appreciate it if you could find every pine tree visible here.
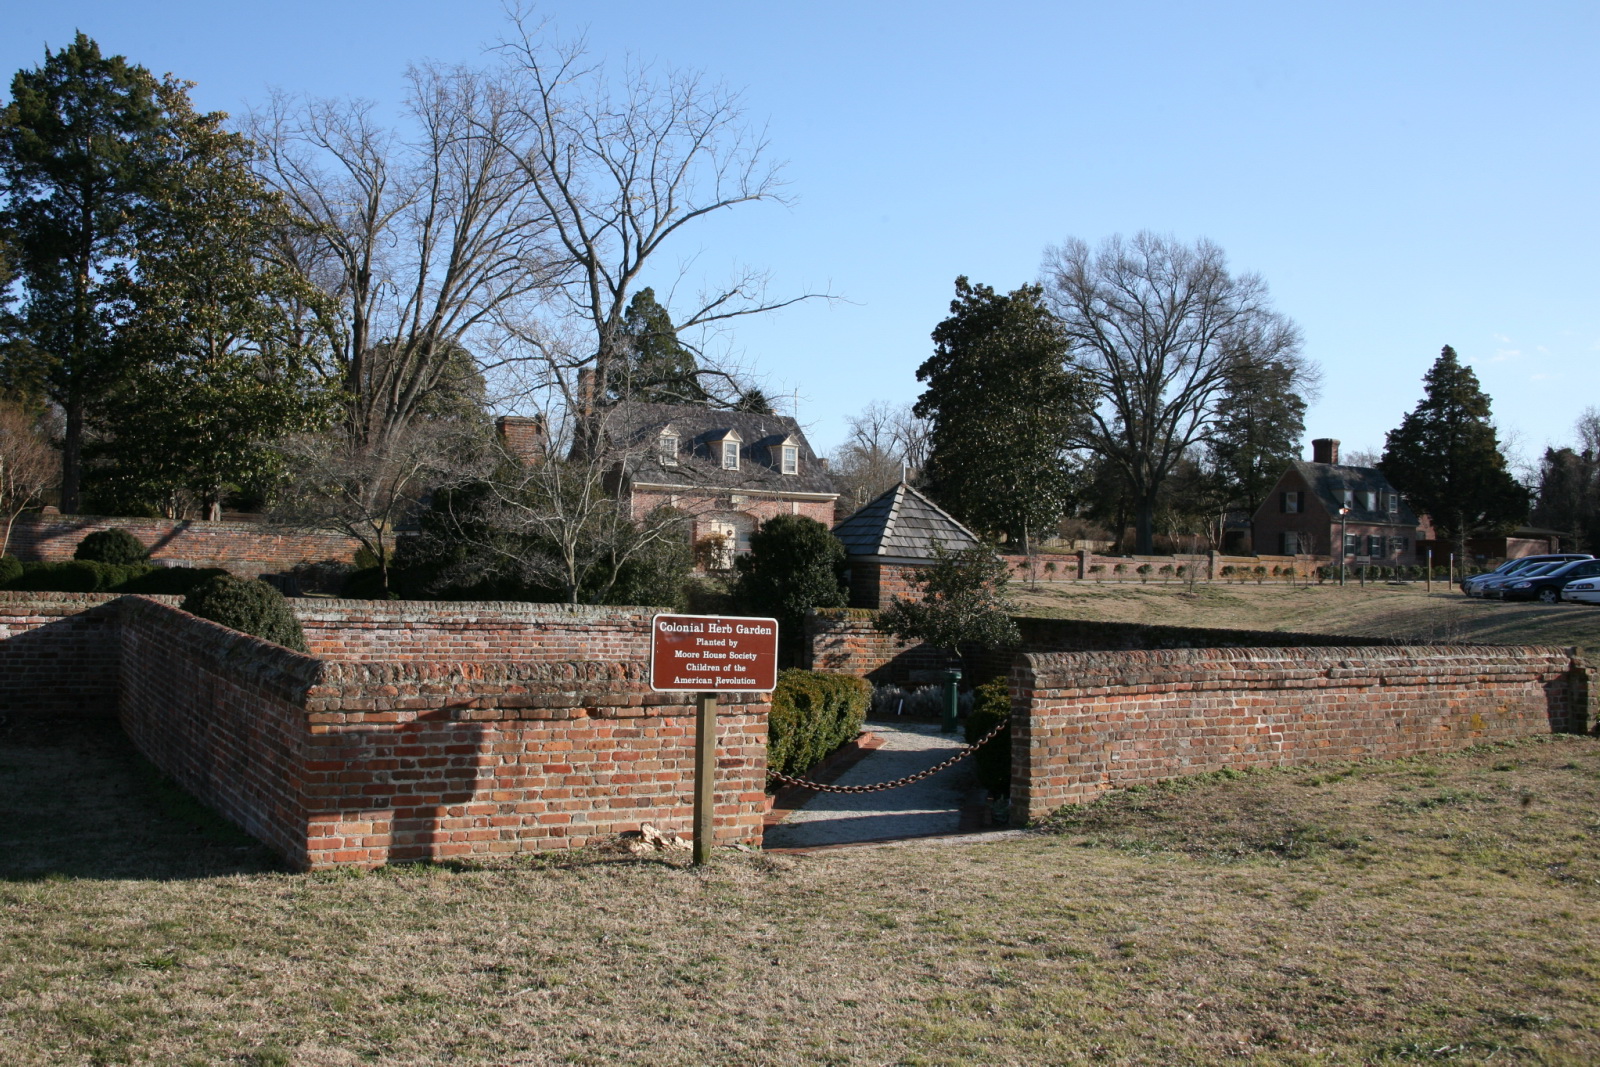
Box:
[1207,358,1307,516]
[0,35,168,512]
[916,277,1090,550]
[1380,345,1528,556]
[606,288,706,404]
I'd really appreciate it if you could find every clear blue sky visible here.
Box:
[5,1,1596,467]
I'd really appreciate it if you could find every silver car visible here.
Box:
[1462,554,1592,596]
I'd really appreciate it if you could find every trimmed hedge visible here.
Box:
[965,678,1011,795]
[180,574,308,652]
[766,669,870,786]
[73,528,150,565]
[0,560,225,595]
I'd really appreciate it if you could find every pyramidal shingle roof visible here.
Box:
[832,482,981,560]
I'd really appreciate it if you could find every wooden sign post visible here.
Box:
[649,614,779,864]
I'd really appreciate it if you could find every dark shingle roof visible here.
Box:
[831,482,981,560]
[607,401,838,497]
[1293,461,1420,526]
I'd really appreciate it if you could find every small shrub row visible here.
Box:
[767,669,870,785]
[0,558,226,595]
[868,683,974,720]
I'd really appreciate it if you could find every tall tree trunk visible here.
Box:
[1135,496,1156,555]
[60,400,84,515]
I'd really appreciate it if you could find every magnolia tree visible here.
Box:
[875,546,1020,668]
[0,400,57,556]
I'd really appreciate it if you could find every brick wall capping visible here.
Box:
[291,599,664,622]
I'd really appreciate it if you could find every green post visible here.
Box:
[942,667,962,734]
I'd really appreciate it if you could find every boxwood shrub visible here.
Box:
[766,669,870,786]
[73,528,150,565]
[0,555,22,585]
[0,559,225,595]
[180,574,308,652]
[965,678,1011,795]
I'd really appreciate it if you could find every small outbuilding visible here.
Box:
[831,482,981,609]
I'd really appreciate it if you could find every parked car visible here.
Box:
[1461,553,1593,596]
[1562,576,1600,606]
[1499,558,1600,603]
[1478,561,1568,599]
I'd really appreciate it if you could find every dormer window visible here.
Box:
[1387,492,1399,515]
[781,445,798,475]
[722,440,740,470]
[658,433,679,465]
[1365,491,1379,511]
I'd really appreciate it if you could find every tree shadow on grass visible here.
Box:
[0,716,285,881]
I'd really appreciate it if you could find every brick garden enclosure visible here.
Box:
[1,593,768,869]
[1,591,1592,867]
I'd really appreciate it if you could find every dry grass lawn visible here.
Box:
[3,718,1598,1066]
[1015,580,1600,658]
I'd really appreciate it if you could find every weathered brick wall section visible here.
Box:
[1009,644,1593,823]
[805,608,949,684]
[117,597,321,862]
[846,562,926,611]
[291,600,659,663]
[0,595,769,869]
[0,592,174,716]
[9,515,360,576]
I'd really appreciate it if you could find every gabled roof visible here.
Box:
[605,401,838,497]
[832,482,982,560]
[1291,461,1420,526]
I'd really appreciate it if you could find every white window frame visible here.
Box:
[781,445,798,475]
[658,433,678,465]
[1387,492,1399,515]
[721,440,740,470]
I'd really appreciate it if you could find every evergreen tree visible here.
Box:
[87,83,338,519]
[1380,345,1528,555]
[916,277,1090,550]
[607,287,706,404]
[0,35,169,512]
[1207,357,1307,516]
[733,515,846,662]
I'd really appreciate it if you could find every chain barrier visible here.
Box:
[767,719,1008,794]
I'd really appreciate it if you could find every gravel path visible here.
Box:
[763,721,977,848]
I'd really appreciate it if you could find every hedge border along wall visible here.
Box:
[8,514,360,577]
[1008,644,1592,824]
[0,592,768,868]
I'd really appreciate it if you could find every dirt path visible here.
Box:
[763,721,978,848]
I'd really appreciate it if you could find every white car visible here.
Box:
[1562,577,1600,606]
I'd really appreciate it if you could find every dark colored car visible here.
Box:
[1498,558,1600,603]
[1461,553,1593,596]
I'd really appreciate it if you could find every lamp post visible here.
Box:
[1338,506,1350,587]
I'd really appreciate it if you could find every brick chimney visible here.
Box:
[496,415,546,465]
[1311,438,1340,465]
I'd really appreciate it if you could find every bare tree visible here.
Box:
[1041,232,1312,554]
[251,61,559,448]
[429,405,695,605]
[272,420,486,595]
[0,400,58,556]
[830,400,930,512]
[490,13,828,447]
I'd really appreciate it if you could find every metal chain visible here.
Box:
[767,719,1009,794]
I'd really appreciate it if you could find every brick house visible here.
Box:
[831,481,981,609]
[1251,438,1423,565]
[604,402,839,563]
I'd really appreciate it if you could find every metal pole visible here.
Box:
[1427,548,1432,593]
[942,668,962,734]
[1339,511,1348,587]
[692,691,717,866]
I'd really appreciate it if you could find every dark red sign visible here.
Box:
[649,614,779,692]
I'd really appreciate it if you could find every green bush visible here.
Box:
[181,574,308,652]
[966,678,1012,795]
[0,559,224,595]
[766,670,870,786]
[116,566,229,595]
[73,528,150,565]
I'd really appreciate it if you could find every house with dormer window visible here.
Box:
[1251,438,1423,564]
[601,402,839,563]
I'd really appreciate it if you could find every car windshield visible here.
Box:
[1515,563,1565,578]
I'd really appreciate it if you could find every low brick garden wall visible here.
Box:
[1,593,768,869]
[1008,644,1592,823]
[8,515,359,577]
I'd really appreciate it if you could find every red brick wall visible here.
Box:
[0,592,152,717]
[1009,644,1592,822]
[847,562,927,610]
[805,608,950,684]
[9,515,360,576]
[0,593,769,869]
